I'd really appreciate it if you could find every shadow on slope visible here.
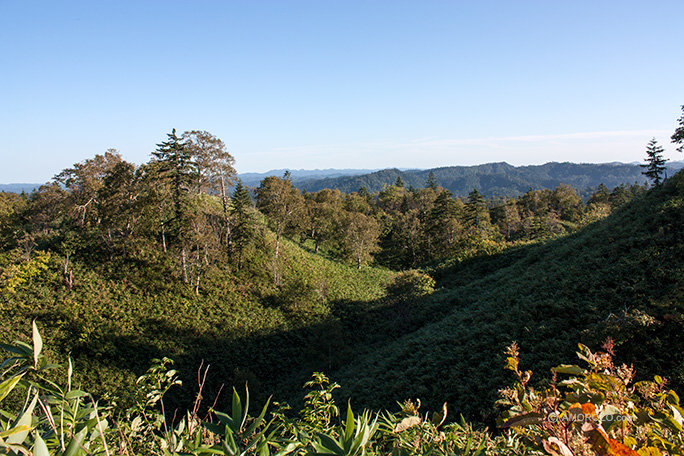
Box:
[332,172,684,423]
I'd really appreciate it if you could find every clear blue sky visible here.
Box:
[2,0,683,183]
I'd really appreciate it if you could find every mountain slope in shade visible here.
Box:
[330,170,684,422]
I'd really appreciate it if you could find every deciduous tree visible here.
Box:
[340,211,381,269]
[183,131,236,247]
[256,174,304,283]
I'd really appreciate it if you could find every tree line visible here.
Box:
[0,127,653,298]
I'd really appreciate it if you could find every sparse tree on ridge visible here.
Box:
[395,176,404,188]
[641,138,668,187]
[671,105,684,153]
[150,129,198,283]
[151,129,197,231]
[182,130,236,247]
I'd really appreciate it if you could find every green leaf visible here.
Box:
[231,387,242,433]
[0,374,23,403]
[32,432,50,456]
[203,422,225,436]
[241,384,250,431]
[7,393,37,444]
[599,405,623,432]
[667,390,680,407]
[0,424,31,439]
[63,425,88,456]
[314,433,343,455]
[245,396,272,436]
[0,342,32,357]
[552,364,586,376]
[652,411,683,433]
[68,357,73,391]
[499,412,544,428]
[65,390,88,400]
[32,320,42,368]
[214,410,236,430]
[343,403,355,443]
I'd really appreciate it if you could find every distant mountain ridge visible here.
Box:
[238,168,381,188]
[0,183,41,193]
[295,161,684,198]
[4,161,684,196]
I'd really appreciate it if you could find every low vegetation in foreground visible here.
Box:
[1,323,683,455]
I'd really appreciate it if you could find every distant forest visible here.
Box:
[7,160,684,198]
[294,162,666,198]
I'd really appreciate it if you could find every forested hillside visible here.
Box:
[2,127,684,455]
[296,162,658,197]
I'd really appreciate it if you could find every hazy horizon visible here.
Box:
[5,158,684,186]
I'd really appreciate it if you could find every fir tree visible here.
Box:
[425,171,438,190]
[640,138,668,187]
[671,105,684,153]
[151,129,198,230]
[395,176,405,188]
[230,179,255,268]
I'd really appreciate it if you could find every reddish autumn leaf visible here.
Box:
[605,437,639,456]
[582,421,639,456]
[581,402,598,418]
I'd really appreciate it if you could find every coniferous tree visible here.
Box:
[357,186,371,201]
[395,176,405,188]
[640,138,668,187]
[425,171,438,190]
[150,129,198,283]
[588,183,611,206]
[671,105,684,153]
[151,129,198,233]
[230,179,255,269]
[464,189,490,235]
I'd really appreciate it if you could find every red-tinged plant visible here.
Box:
[498,340,684,456]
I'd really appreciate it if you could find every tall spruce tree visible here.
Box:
[230,179,255,268]
[425,171,438,190]
[150,129,198,283]
[151,129,197,230]
[671,105,684,153]
[464,189,490,234]
[641,138,668,187]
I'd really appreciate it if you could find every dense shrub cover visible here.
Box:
[2,325,682,455]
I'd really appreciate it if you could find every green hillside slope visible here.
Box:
[0,231,395,410]
[331,171,684,422]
